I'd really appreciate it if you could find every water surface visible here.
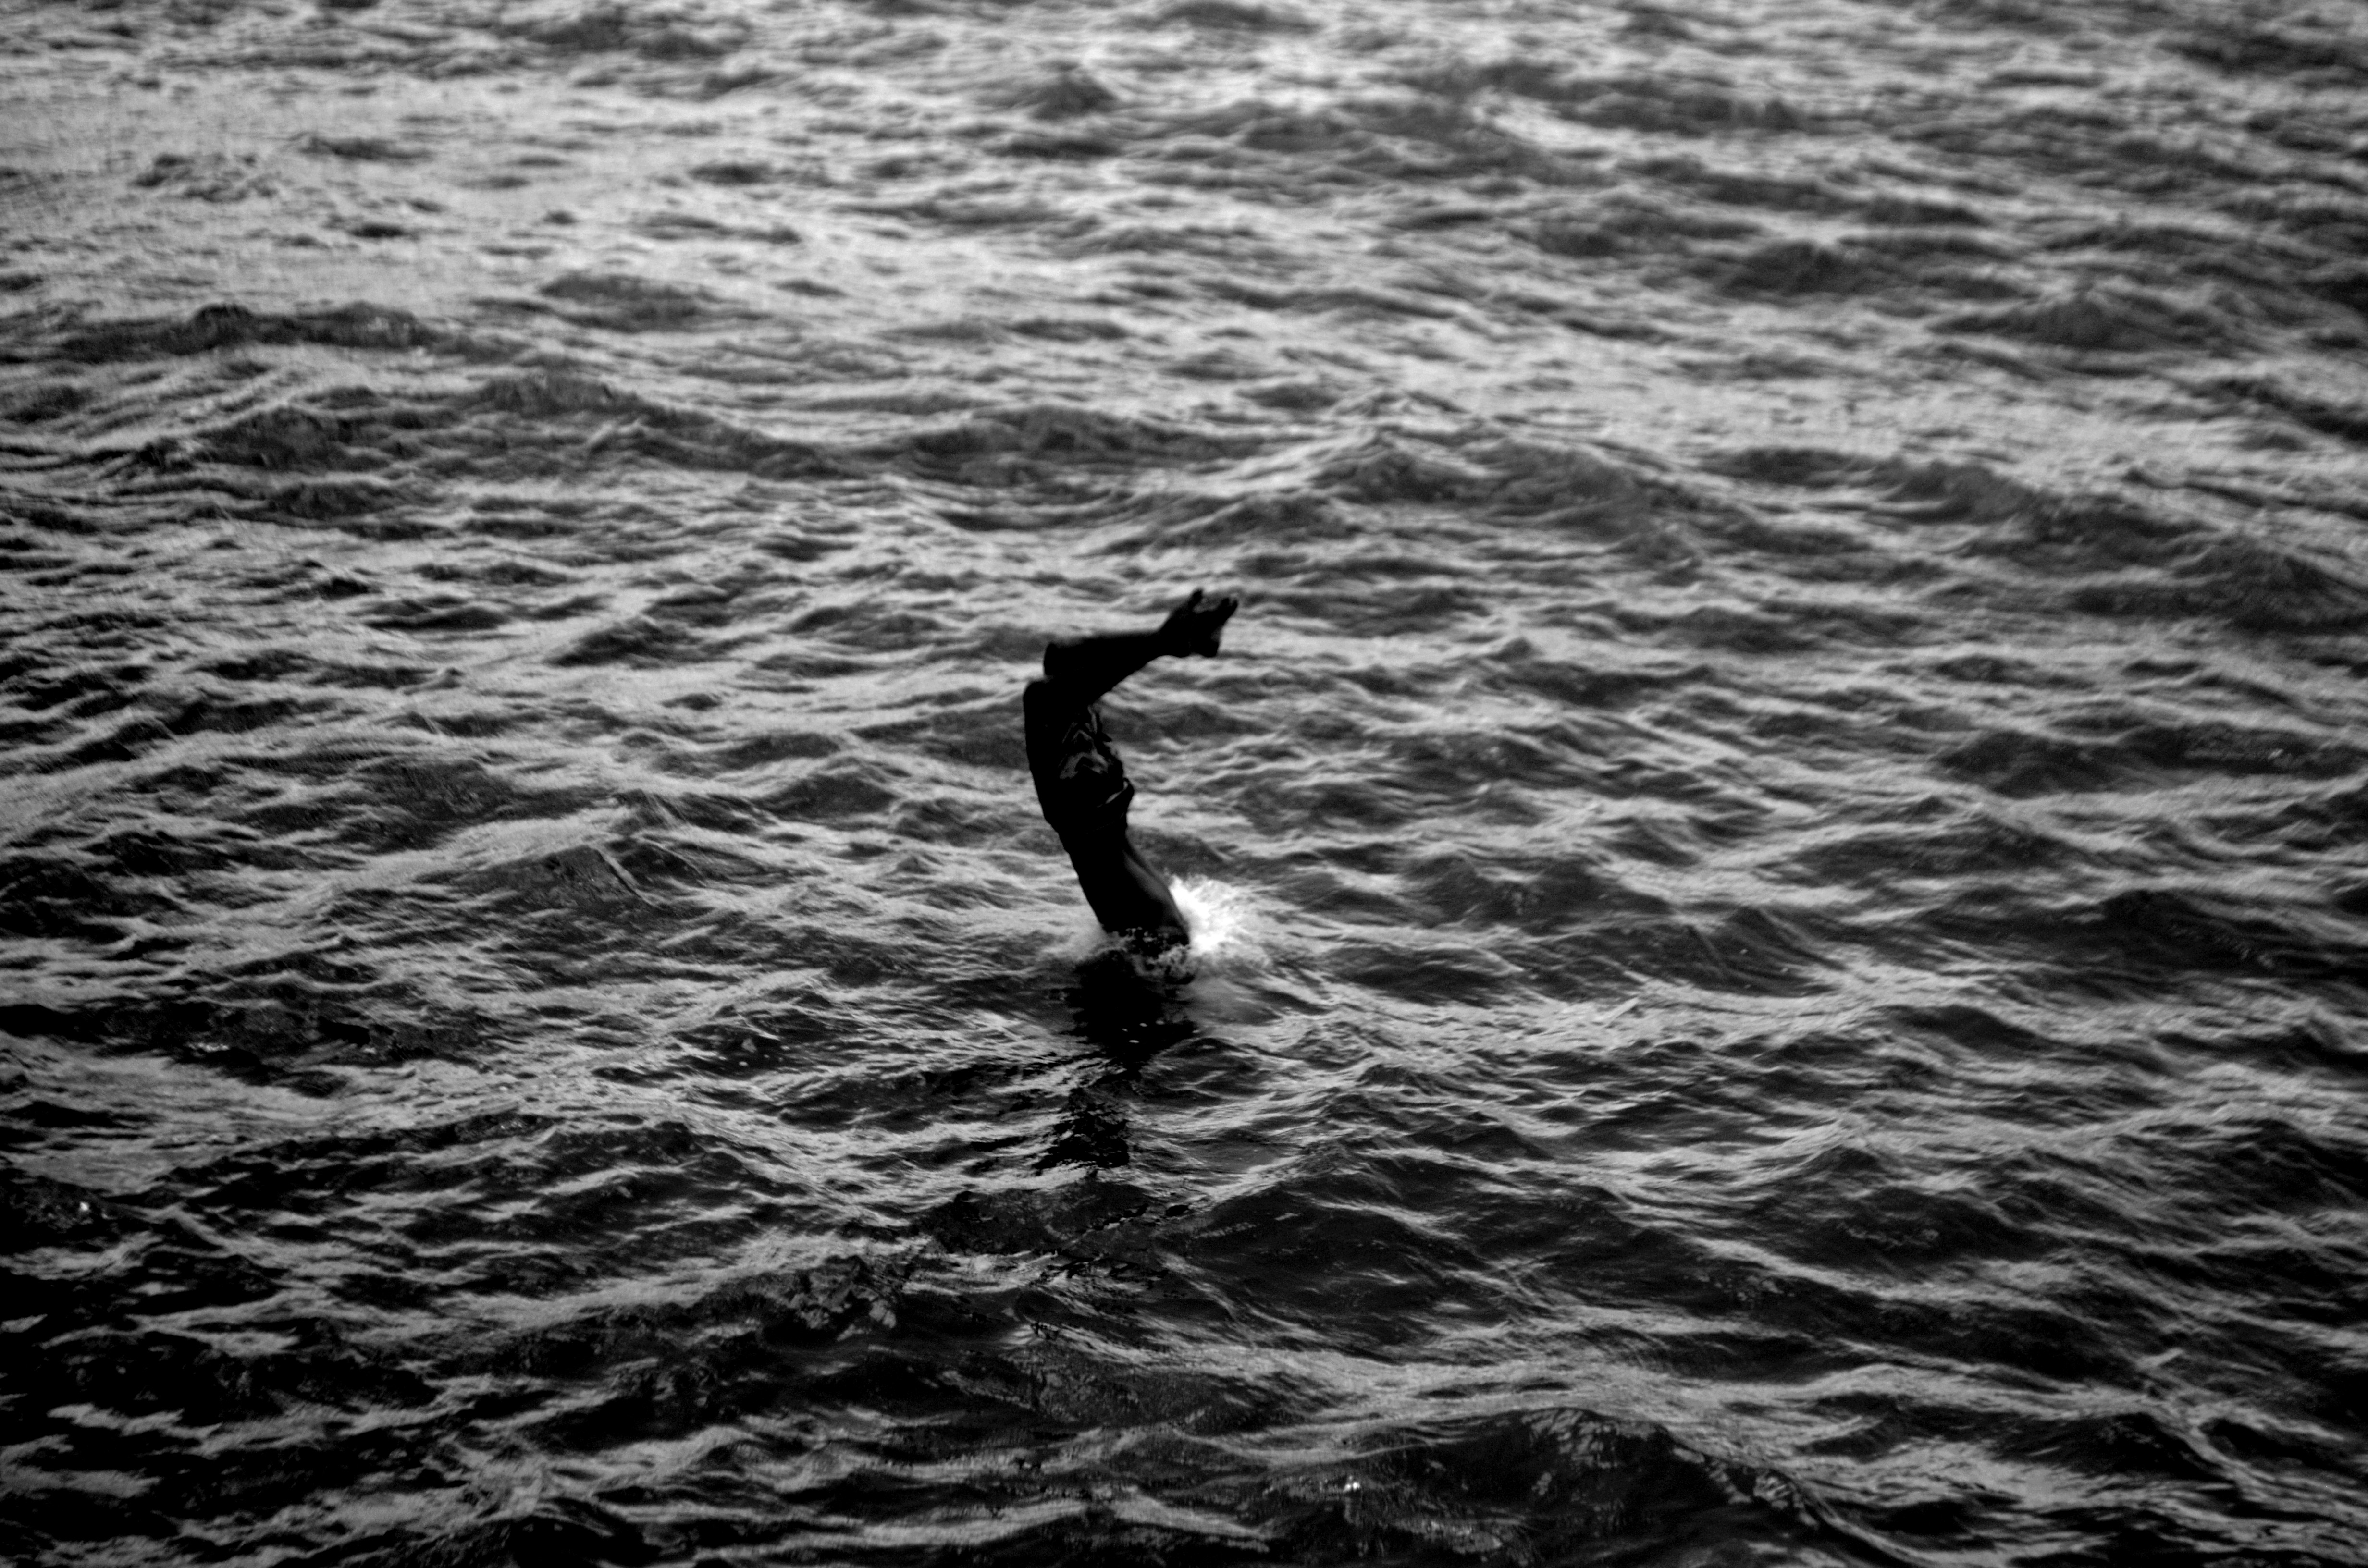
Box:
[4,0,2368,1562]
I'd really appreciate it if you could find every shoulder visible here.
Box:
[1024,679,1084,740]
[1025,676,1085,712]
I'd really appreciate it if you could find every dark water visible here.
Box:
[5,0,2368,1563]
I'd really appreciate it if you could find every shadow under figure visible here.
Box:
[1024,588,1238,952]
[1039,955,1202,1170]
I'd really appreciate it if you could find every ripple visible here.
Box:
[6,0,2368,1562]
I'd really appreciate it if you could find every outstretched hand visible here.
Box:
[1160,588,1238,658]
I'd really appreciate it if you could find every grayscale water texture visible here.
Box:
[4,0,2367,1562]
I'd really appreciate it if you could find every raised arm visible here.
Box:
[1041,589,1237,704]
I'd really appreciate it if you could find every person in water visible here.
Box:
[1025,588,1238,948]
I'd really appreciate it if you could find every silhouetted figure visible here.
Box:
[1024,588,1237,949]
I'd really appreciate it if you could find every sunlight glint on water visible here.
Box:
[2,0,2366,1563]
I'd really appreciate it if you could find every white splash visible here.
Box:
[1044,876,1269,977]
[1172,876,1268,971]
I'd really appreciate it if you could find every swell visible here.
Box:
[8,0,2368,1565]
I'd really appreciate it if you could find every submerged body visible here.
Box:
[1024,589,1237,946]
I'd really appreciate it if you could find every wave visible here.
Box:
[9,0,2368,1563]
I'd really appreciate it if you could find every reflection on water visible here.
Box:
[5,0,2368,1561]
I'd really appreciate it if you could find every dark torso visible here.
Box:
[1024,679,1134,838]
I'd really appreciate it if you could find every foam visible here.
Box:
[1171,876,1269,971]
[1047,876,1270,978]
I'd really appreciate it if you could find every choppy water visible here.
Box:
[5,0,2368,1562]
